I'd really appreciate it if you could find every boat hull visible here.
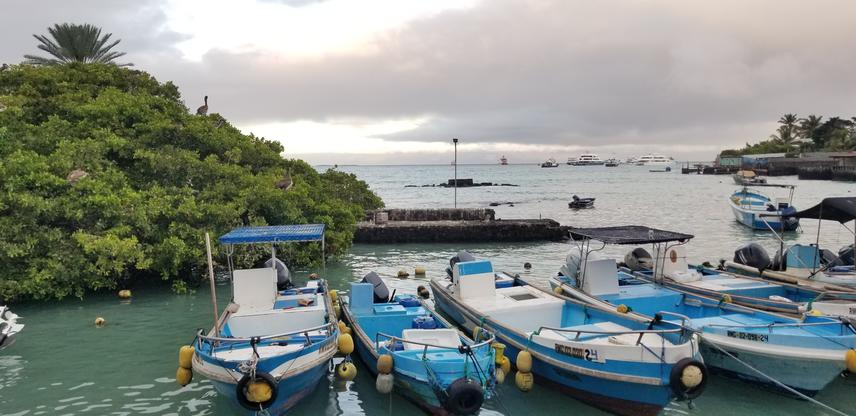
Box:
[208,361,329,415]
[431,281,678,416]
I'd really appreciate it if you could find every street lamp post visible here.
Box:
[453,138,458,208]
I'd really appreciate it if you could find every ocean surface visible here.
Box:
[2,163,855,416]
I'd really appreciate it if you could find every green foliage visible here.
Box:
[24,23,132,67]
[0,64,382,300]
[720,113,856,157]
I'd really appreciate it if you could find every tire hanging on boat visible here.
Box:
[235,371,278,411]
[669,358,708,400]
[442,377,484,415]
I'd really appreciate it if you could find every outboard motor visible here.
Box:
[447,251,477,279]
[264,257,292,290]
[780,206,799,229]
[560,252,583,279]
[361,271,390,303]
[733,243,772,271]
[625,247,654,271]
[839,244,855,266]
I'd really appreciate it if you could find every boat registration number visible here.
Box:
[554,345,605,363]
[319,337,336,354]
[726,330,768,343]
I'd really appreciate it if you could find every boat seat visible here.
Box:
[401,329,461,351]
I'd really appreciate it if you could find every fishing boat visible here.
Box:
[500,155,508,165]
[551,225,856,396]
[725,197,856,289]
[621,246,856,322]
[729,185,799,231]
[342,272,496,415]
[568,195,595,209]
[604,158,619,167]
[733,170,767,186]
[541,158,560,168]
[0,305,23,350]
[189,225,339,415]
[432,252,708,416]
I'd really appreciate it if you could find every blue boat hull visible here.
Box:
[431,283,675,416]
[209,360,329,415]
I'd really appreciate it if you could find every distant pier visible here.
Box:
[354,208,569,243]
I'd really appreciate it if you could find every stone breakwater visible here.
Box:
[354,208,569,243]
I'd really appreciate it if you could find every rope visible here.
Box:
[701,335,850,416]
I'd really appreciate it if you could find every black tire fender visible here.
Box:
[669,358,708,400]
[443,377,484,415]
[235,371,278,410]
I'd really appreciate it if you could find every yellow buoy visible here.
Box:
[337,361,357,380]
[246,380,273,403]
[329,290,339,303]
[516,351,533,373]
[721,294,733,304]
[178,345,195,369]
[616,304,629,314]
[338,333,355,355]
[492,342,506,362]
[681,365,704,389]
[377,354,394,374]
[414,266,426,275]
[553,286,564,295]
[846,349,856,374]
[118,290,132,299]
[176,366,192,386]
[95,317,106,327]
[495,368,506,384]
[498,356,511,375]
[337,321,348,332]
[515,371,534,392]
[807,309,823,316]
[334,303,342,319]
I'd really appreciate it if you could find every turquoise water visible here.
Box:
[2,164,855,415]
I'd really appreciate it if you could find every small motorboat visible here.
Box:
[729,186,799,231]
[733,170,767,185]
[553,225,856,396]
[541,158,560,168]
[190,225,339,415]
[726,197,856,288]
[0,305,23,350]
[568,195,595,209]
[648,166,671,172]
[342,272,495,415]
[432,252,708,416]
[604,158,619,167]
[622,246,856,322]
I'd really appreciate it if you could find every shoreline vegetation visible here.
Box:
[0,60,382,301]
[720,113,856,157]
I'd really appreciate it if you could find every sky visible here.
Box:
[2,0,856,165]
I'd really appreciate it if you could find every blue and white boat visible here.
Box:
[342,273,496,415]
[621,245,856,323]
[726,197,856,289]
[432,253,708,416]
[729,186,799,231]
[0,305,23,350]
[552,225,856,396]
[191,225,339,415]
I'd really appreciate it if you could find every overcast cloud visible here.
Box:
[2,0,855,164]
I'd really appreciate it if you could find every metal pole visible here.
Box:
[205,233,220,337]
[453,138,458,208]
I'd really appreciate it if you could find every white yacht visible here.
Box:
[573,153,604,166]
[0,305,23,350]
[566,157,577,165]
[634,154,673,166]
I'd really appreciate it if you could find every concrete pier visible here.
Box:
[354,208,569,243]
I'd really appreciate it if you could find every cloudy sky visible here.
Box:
[2,0,856,164]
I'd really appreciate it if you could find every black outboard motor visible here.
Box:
[839,244,855,266]
[361,271,390,303]
[264,257,292,290]
[733,243,772,271]
[447,251,477,279]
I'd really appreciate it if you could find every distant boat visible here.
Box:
[635,154,673,166]
[500,155,508,165]
[568,195,595,209]
[729,186,798,231]
[572,153,605,166]
[733,170,767,186]
[541,158,559,168]
[566,157,577,165]
[604,158,619,167]
[649,166,671,172]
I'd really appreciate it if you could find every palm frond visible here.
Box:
[24,23,132,66]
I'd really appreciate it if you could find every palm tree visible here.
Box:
[24,23,131,66]
[798,115,823,141]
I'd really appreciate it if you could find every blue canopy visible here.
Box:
[219,224,325,244]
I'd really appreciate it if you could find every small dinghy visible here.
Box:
[0,305,23,350]
[189,225,339,415]
[568,195,595,209]
[342,272,495,415]
[733,170,767,186]
[553,226,856,396]
[432,252,708,416]
[729,186,799,231]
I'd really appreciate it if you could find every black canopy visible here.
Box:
[569,225,694,245]
[784,197,856,223]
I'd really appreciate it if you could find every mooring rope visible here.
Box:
[700,335,850,416]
